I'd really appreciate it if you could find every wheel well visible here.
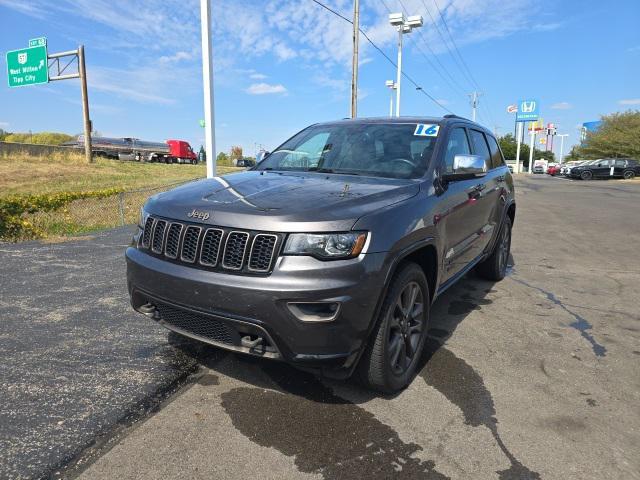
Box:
[402,244,437,303]
[507,203,516,226]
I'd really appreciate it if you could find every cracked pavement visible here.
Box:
[1,176,639,479]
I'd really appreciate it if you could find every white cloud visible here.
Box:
[245,83,287,95]
[618,99,640,105]
[159,51,193,64]
[551,102,572,110]
[250,73,268,80]
[628,45,640,53]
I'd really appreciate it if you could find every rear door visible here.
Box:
[613,159,627,177]
[468,129,503,257]
[437,126,488,281]
[592,159,612,177]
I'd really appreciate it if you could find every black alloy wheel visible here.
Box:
[581,170,593,180]
[623,170,635,180]
[388,281,425,376]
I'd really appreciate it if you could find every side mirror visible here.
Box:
[444,154,487,181]
[256,151,270,163]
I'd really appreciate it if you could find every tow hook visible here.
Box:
[138,303,160,320]
[241,335,264,350]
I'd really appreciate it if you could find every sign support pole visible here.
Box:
[200,0,216,178]
[515,122,523,174]
[528,130,536,174]
[78,45,92,164]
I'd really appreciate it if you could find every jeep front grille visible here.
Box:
[140,215,281,275]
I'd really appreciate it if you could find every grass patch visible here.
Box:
[0,150,240,197]
[0,151,243,241]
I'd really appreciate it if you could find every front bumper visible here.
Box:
[126,245,389,375]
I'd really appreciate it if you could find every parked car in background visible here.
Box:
[570,158,639,180]
[563,160,590,176]
[547,165,561,176]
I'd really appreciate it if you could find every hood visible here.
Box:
[145,171,420,232]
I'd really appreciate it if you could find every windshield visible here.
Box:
[256,123,439,179]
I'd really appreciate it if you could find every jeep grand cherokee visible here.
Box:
[127,116,515,392]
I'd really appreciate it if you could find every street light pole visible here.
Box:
[389,13,423,118]
[385,80,396,117]
[200,0,216,178]
[528,130,536,174]
[350,0,360,118]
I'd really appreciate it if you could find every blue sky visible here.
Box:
[1,0,638,157]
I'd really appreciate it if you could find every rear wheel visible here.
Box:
[358,262,429,393]
[581,170,593,180]
[476,216,512,281]
[623,170,635,180]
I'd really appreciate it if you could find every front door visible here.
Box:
[437,127,490,282]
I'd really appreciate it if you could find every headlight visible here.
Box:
[283,232,367,260]
[138,205,148,228]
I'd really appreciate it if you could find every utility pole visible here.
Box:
[78,46,92,163]
[200,0,216,178]
[468,91,482,122]
[385,80,396,117]
[350,0,360,118]
[515,122,523,174]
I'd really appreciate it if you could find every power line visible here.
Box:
[416,0,476,91]
[309,0,454,114]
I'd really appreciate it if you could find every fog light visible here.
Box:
[287,302,340,322]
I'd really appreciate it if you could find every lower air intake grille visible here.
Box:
[154,303,234,345]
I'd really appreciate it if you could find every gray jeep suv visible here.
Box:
[127,116,515,392]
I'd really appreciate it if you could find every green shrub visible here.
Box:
[0,189,122,241]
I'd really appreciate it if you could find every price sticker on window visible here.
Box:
[414,124,440,137]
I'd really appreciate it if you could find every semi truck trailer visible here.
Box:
[75,136,199,164]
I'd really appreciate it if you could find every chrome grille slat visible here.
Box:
[180,226,202,263]
[151,220,167,254]
[222,231,250,270]
[142,216,155,248]
[248,234,278,272]
[164,223,184,259]
[141,216,277,274]
[199,228,224,266]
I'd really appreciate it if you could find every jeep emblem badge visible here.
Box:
[187,209,210,221]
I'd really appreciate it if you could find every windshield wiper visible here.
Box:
[308,167,360,176]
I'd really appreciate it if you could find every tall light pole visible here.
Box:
[557,134,569,164]
[385,80,396,117]
[528,130,536,174]
[200,0,216,178]
[350,0,360,118]
[389,13,423,117]
[468,91,482,122]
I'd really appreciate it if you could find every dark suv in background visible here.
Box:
[570,158,639,180]
[127,116,515,392]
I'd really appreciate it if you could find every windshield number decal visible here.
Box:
[414,124,439,137]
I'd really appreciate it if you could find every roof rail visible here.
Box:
[443,114,468,120]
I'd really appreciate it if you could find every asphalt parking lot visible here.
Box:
[1,175,639,480]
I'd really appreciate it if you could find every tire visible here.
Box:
[623,170,635,180]
[358,262,430,393]
[476,216,512,281]
[191,159,197,165]
[581,170,593,180]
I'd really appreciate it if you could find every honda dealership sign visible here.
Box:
[516,99,540,122]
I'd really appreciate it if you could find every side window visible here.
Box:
[444,128,471,174]
[469,129,491,170]
[487,135,505,169]
[615,159,626,167]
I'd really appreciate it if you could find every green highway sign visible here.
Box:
[6,45,49,88]
[29,37,47,48]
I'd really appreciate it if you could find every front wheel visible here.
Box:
[476,216,512,281]
[623,170,635,180]
[581,170,593,180]
[358,262,429,393]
